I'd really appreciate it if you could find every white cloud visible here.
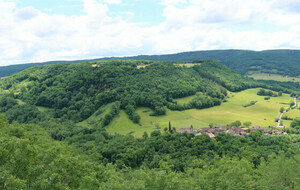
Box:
[159,0,187,6]
[272,0,300,13]
[0,0,299,66]
[103,0,122,4]
[16,6,39,20]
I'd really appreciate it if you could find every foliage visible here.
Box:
[291,117,300,130]
[101,50,300,77]
[0,114,105,189]
[257,89,278,97]
[0,60,258,124]
[2,50,300,78]
[1,57,300,189]
[243,100,257,107]
[243,121,252,127]
[230,120,242,127]
[0,110,300,189]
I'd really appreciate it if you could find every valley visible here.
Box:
[1,58,300,189]
[1,0,300,187]
[105,88,298,137]
[249,73,300,83]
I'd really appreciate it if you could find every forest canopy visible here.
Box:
[0,60,260,123]
[1,60,300,189]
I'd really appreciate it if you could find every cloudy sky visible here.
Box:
[0,0,299,66]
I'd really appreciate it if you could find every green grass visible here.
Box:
[249,73,300,83]
[137,64,149,69]
[174,63,201,68]
[175,95,196,105]
[77,104,112,128]
[285,108,300,119]
[106,111,156,137]
[283,108,300,127]
[37,106,52,112]
[106,88,293,137]
[16,99,26,105]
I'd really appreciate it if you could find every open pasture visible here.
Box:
[105,88,292,137]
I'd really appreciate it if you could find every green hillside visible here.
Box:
[105,88,295,137]
[1,60,299,133]
[250,73,300,83]
[0,60,259,124]
[1,114,300,189]
[1,59,300,189]
[1,49,300,78]
[117,49,300,76]
[0,60,78,78]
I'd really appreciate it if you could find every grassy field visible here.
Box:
[249,73,300,83]
[106,111,156,136]
[17,99,26,105]
[282,106,300,127]
[175,94,196,105]
[106,88,293,137]
[137,64,148,69]
[174,63,201,68]
[77,104,113,128]
[37,106,52,112]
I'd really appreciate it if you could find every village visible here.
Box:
[177,125,286,138]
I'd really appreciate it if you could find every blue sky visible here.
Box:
[15,0,84,16]
[0,0,299,66]
[15,0,166,25]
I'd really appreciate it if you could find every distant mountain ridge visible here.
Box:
[1,49,300,77]
[112,49,300,76]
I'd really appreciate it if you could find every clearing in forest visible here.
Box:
[105,88,293,137]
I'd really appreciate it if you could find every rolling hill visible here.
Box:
[1,58,300,189]
[0,59,299,137]
[110,49,300,76]
[1,49,300,78]
[0,60,258,124]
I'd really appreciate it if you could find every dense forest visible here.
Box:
[1,114,300,189]
[1,60,300,189]
[0,60,261,124]
[115,49,300,76]
[0,60,76,78]
[1,49,300,78]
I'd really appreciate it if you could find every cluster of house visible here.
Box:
[178,125,286,138]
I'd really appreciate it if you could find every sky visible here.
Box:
[0,0,299,66]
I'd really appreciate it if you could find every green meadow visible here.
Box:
[282,106,300,127]
[174,63,201,68]
[77,103,113,128]
[249,73,300,83]
[106,88,294,137]
[37,106,53,112]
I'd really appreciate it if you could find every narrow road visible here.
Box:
[276,97,297,128]
[293,97,297,108]
[276,111,285,128]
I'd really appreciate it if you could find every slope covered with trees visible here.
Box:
[1,49,300,78]
[1,60,300,189]
[1,114,300,189]
[116,49,300,76]
[0,60,259,124]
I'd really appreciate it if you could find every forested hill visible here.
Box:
[1,61,300,189]
[0,60,259,124]
[108,49,300,76]
[1,49,300,78]
[0,60,80,78]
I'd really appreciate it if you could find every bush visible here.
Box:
[243,101,257,107]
